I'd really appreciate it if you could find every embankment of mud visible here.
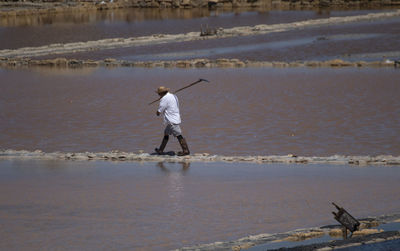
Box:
[1,10,400,59]
[1,0,399,18]
[1,57,399,69]
[181,230,400,251]
[176,214,400,250]
[1,149,400,165]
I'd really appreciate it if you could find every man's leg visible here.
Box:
[155,135,169,154]
[177,135,190,156]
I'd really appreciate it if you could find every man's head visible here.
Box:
[156,86,170,97]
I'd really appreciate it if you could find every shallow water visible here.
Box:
[1,67,399,156]
[1,6,400,251]
[45,15,400,62]
[0,8,395,50]
[0,159,399,250]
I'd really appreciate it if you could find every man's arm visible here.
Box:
[157,97,167,116]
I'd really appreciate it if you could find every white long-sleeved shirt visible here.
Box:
[158,92,181,125]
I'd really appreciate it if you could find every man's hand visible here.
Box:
[156,111,161,116]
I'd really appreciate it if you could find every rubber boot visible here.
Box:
[155,135,169,155]
[177,137,190,156]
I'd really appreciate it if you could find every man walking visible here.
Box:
[155,86,190,156]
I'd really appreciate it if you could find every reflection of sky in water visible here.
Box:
[122,33,383,61]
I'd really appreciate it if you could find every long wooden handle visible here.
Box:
[148,97,162,105]
[172,79,202,94]
[148,78,209,105]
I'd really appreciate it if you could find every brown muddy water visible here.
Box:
[1,159,400,250]
[1,67,400,156]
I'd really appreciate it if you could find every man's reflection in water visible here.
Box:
[157,162,190,211]
[157,162,190,174]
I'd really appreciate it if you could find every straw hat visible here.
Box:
[156,86,170,94]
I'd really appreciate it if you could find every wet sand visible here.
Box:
[1,159,400,250]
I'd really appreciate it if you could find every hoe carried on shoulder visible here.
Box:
[148,78,210,105]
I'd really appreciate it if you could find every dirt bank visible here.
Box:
[1,57,398,68]
[176,214,400,250]
[1,149,400,165]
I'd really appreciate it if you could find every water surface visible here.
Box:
[1,67,399,156]
[0,160,400,250]
[49,16,400,62]
[0,8,395,50]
